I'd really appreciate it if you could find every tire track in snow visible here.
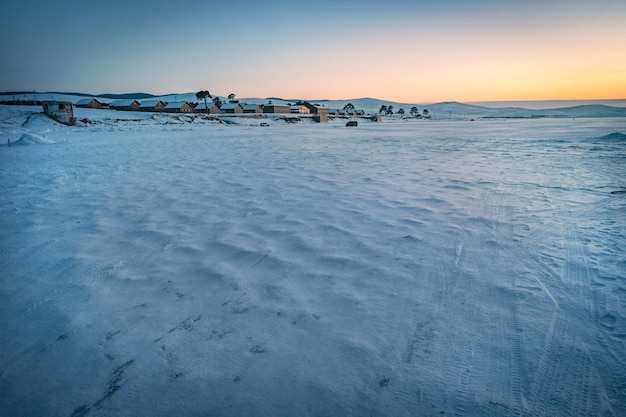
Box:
[476,180,528,416]
[519,183,617,416]
[527,313,601,416]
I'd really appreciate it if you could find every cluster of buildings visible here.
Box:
[40,97,372,125]
[74,98,341,122]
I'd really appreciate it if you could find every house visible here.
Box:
[303,102,328,115]
[290,104,310,114]
[242,103,262,114]
[263,103,290,114]
[220,103,243,114]
[164,101,194,113]
[109,99,140,111]
[328,109,341,116]
[303,102,329,122]
[139,100,167,112]
[75,98,104,109]
[42,101,76,125]
[194,101,221,114]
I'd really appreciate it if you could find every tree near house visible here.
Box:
[228,93,236,103]
[212,96,223,107]
[423,108,430,118]
[379,105,388,115]
[397,108,405,117]
[343,103,355,112]
[386,105,394,116]
[410,106,420,117]
[196,90,212,112]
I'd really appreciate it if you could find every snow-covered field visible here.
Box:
[1,106,625,416]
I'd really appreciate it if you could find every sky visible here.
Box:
[1,0,625,103]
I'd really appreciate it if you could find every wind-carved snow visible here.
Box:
[1,107,625,416]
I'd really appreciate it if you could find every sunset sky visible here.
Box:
[1,0,625,103]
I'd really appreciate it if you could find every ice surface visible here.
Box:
[1,106,625,416]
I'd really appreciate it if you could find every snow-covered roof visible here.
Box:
[75,98,98,105]
[139,100,164,108]
[109,99,138,107]
[241,104,260,111]
[164,101,190,109]
[221,103,241,110]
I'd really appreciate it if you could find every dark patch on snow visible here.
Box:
[70,359,134,417]
[250,345,266,354]
[598,132,626,141]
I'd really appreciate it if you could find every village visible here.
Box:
[71,97,374,123]
[36,94,383,126]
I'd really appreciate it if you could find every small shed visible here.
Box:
[109,99,140,111]
[164,101,194,113]
[139,100,167,112]
[220,103,243,114]
[42,101,76,125]
[75,98,104,109]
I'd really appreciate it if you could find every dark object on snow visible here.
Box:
[260,122,269,127]
[346,120,358,127]
[42,101,76,125]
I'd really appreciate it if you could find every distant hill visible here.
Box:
[94,92,157,100]
[0,91,158,100]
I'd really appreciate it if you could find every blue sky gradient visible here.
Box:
[1,0,625,101]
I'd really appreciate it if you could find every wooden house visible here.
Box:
[290,104,310,114]
[75,98,104,109]
[42,101,76,125]
[109,99,140,111]
[304,102,329,122]
[263,104,290,114]
[139,100,167,112]
[164,101,194,113]
[194,101,221,114]
[242,104,262,114]
[220,103,243,114]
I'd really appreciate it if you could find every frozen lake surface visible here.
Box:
[1,108,625,416]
